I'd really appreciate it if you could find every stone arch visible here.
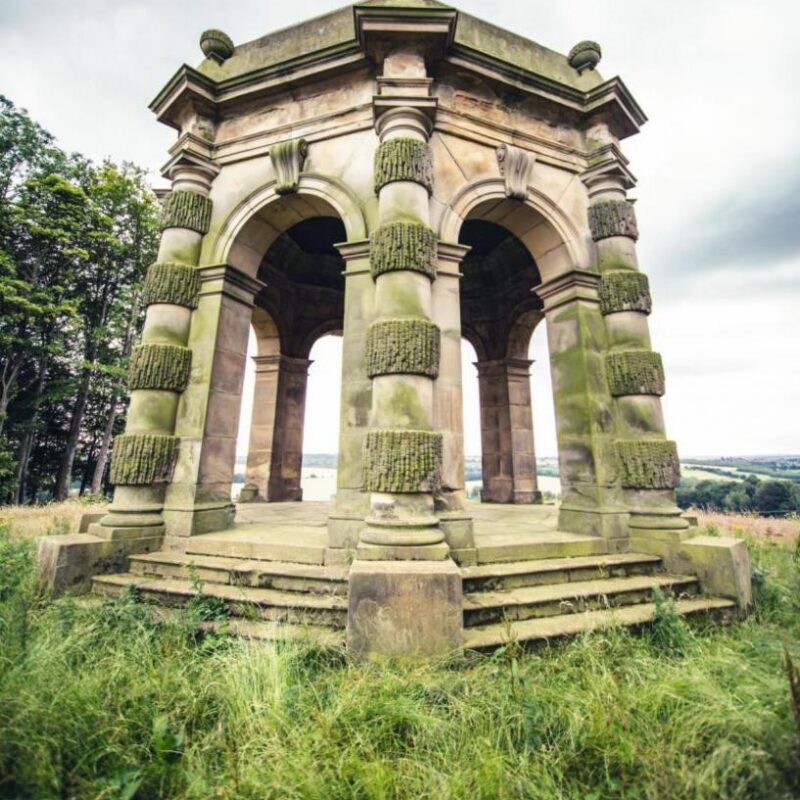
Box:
[437,177,588,283]
[251,305,281,358]
[211,173,368,277]
[298,319,344,359]
[506,306,544,361]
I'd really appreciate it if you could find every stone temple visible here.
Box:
[39,1,751,656]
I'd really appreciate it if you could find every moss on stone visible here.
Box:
[160,191,212,234]
[363,429,442,493]
[110,434,179,486]
[606,351,664,397]
[599,271,651,315]
[129,344,192,392]
[366,318,440,378]
[141,262,200,309]
[616,439,680,489]
[588,201,638,242]
[374,138,433,194]
[370,222,437,280]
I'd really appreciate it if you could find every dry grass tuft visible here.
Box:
[694,510,800,545]
[0,500,107,541]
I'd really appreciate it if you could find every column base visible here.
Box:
[237,483,265,503]
[163,502,236,537]
[558,504,630,540]
[359,516,449,560]
[37,525,163,595]
[347,560,463,659]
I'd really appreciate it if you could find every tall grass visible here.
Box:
[0,524,799,799]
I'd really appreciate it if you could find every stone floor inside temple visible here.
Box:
[223,500,607,565]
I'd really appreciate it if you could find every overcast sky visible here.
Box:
[2,0,798,458]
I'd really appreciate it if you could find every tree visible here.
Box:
[754,481,794,517]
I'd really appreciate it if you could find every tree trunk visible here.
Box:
[53,370,90,501]
[91,399,118,495]
[13,356,49,504]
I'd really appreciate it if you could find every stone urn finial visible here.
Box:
[200,29,234,64]
[568,40,602,73]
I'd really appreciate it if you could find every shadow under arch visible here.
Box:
[437,177,588,282]
[211,173,368,277]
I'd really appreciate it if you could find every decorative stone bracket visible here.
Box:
[496,143,536,201]
[270,138,309,195]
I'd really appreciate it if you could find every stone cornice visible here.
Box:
[150,17,646,144]
[537,269,601,312]
[197,264,265,306]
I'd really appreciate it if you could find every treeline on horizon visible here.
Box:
[678,474,800,517]
[0,96,158,504]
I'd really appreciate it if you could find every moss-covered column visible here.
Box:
[358,102,447,560]
[348,48,462,659]
[588,185,688,544]
[538,270,628,542]
[475,358,542,504]
[94,165,212,543]
[162,264,264,539]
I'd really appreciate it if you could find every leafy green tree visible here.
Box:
[754,481,795,517]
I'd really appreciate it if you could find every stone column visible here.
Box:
[433,242,475,560]
[162,264,264,540]
[94,164,216,545]
[358,100,446,560]
[347,49,461,659]
[327,240,374,556]
[585,178,688,546]
[267,355,311,502]
[538,270,628,543]
[475,357,542,504]
[245,354,312,503]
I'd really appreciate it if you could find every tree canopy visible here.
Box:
[0,95,160,503]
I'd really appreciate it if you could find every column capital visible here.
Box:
[537,269,600,312]
[474,357,533,378]
[197,264,265,306]
[436,241,471,277]
[163,144,219,194]
[375,105,436,141]
[252,354,312,375]
[580,143,636,202]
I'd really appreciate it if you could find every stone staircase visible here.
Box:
[91,531,737,651]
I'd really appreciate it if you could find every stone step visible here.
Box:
[463,597,737,650]
[129,552,348,594]
[461,553,662,592]
[92,574,347,628]
[474,532,610,564]
[183,525,327,565]
[463,574,700,627]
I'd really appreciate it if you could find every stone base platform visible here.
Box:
[80,500,747,653]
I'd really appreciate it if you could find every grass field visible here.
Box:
[0,506,799,799]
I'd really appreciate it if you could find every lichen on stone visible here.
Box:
[159,190,212,234]
[366,318,440,378]
[606,350,664,396]
[128,344,192,392]
[110,434,179,486]
[141,262,200,309]
[616,439,680,489]
[588,200,638,241]
[363,429,442,493]
[599,271,651,315]
[370,222,437,280]
[374,138,433,194]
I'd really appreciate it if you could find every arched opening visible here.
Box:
[458,215,546,504]
[460,337,482,501]
[233,207,347,503]
[301,334,343,501]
